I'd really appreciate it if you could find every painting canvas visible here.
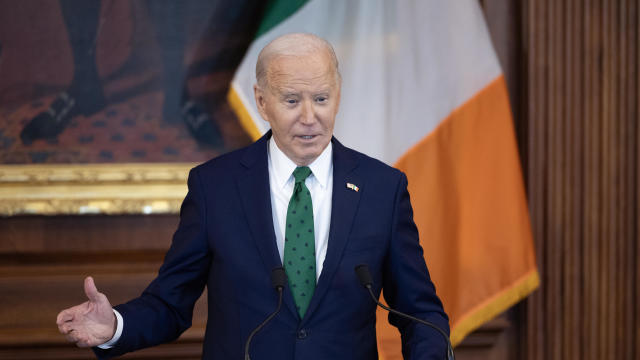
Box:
[0,0,265,215]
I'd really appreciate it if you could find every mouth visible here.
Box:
[297,135,317,140]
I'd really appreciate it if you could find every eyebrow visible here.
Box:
[277,87,332,95]
[279,91,300,98]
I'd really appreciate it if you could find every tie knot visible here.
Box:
[292,166,312,183]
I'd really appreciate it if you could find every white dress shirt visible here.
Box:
[268,138,333,280]
[100,139,334,348]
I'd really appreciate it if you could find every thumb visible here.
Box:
[83,276,102,303]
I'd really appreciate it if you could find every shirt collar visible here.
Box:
[268,138,333,189]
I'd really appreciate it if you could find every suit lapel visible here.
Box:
[302,138,363,323]
[237,131,299,319]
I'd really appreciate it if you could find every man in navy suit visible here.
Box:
[57,33,449,359]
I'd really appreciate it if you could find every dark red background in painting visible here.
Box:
[0,1,259,164]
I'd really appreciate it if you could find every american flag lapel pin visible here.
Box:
[346,182,359,192]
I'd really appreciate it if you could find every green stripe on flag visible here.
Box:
[255,0,309,38]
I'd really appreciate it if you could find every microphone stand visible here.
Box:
[244,268,286,360]
[355,264,455,360]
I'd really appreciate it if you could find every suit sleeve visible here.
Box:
[382,172,450,360]
[94,168,212,359]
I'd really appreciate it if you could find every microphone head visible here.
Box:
[271,267,287,290]
[354,264,373,288]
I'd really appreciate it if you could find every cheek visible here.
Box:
[319,111,336,130]
[268,109,293,130]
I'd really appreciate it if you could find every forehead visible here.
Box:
[266,53,338,91]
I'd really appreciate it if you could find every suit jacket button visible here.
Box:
[297,329,308,339]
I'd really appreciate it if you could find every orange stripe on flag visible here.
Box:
[377,75,539,358]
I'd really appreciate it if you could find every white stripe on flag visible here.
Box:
[232,0,502,164]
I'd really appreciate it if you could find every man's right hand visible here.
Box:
[56,276,117,348]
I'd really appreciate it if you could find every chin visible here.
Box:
[295,151,321,165]
[293,142,328,164]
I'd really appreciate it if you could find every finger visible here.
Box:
[56,310,73,325]
[58,322,70,334]
[64,330,79,343]
[84,276,102,303]
[59,322,77,335]
[75,335,92,348]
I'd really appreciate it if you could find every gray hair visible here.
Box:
[255,33,341,89]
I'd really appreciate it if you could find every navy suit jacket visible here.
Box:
[95,131,449,359]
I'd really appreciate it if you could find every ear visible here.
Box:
[253,84,269,122]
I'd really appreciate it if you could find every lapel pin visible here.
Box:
[346,183,359,192]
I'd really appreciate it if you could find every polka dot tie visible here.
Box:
[283,166,316,318]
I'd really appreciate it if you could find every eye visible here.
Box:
[315,96,328,103]
[286,99,298,105]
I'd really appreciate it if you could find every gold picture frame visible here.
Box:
[0,163,196,216]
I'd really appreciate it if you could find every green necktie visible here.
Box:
[283,166,316,318]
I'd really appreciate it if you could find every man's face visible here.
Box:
[254,51,340,166]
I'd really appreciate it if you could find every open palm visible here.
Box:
[56,277,116,348]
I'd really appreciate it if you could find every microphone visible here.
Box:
[244,267,287,360]
[354,264,455,360]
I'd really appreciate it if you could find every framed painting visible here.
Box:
[0,1,264,215]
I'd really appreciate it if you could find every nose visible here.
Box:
[299,99,316,125]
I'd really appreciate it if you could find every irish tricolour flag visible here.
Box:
[228,0,539,355]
